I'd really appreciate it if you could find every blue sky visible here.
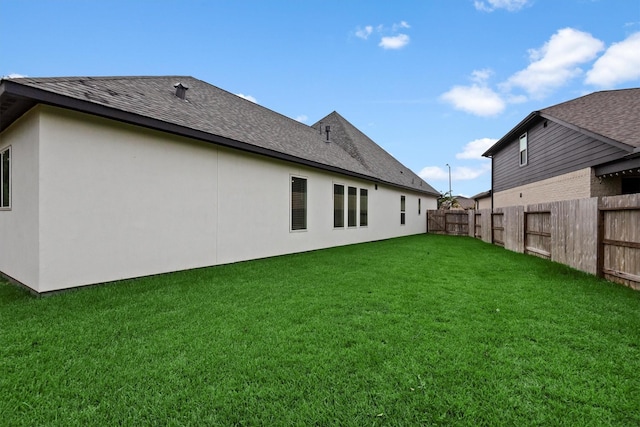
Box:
[2,0,639,197]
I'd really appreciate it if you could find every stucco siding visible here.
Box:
[0,108,40,288]
[476,197,491,210]
[37,107,219,292]
[214,148,432,265]
[9,106,435,292]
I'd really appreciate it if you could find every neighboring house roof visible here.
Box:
[471,190,491,200]
[0,76,438,195]
[483,88,640,162]
[454,196,475,210]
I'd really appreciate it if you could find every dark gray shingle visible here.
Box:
[5,75,438,195]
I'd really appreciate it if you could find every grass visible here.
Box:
[1,234,639,426]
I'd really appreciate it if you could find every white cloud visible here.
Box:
[379,34,410,50]
[392,21,411,31]
[441,84,505,116]
[295,114,308,123]
[471,68,493,83]
[236,93,257,103]
[3,73,27,79]
[419,163,491,181]
[354,22,411,49]
[418,166,449,181]
[355,25,373,40]
[474,0,530,12]
[585,32,640,87]
[456,138,498,160]
[503,28,604,99]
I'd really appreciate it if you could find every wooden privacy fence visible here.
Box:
[426,194,640,290]
[426,210,469,236]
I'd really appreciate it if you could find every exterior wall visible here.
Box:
[475,196,491,210]
[590,170,622,197]
[4,106,437,292]
[37,106,219,292]
[214,152,433,266]
[493,167,593,208]
[0,108,40,288]
[493,119,627,193]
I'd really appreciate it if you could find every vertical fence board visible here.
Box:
[503,206,524,253]
[600,194,640,289]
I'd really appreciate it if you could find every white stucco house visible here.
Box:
[0,76,439,293]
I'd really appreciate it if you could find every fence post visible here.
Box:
[596,206,604,278]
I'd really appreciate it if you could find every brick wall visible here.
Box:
[590,169,621,197]
[493,168,592,208]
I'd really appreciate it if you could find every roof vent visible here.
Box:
[325,125,331,142]
[174,83,189,100]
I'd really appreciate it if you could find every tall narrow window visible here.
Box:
[418,198,421,215]
[0,146,10,209]
[291,176,307,230]
[334,184,344,228]
[519,133,528,166]
[400,195,406,225]
[360,188,368,227]
[348,186,357,227]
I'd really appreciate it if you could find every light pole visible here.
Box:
[445,163,451,197]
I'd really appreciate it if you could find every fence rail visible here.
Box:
[426,194,640,290]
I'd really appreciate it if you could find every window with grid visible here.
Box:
[0,146,10,209]
[360,188,368,227]
[400,195,406,225]
[348,186,357,227]
[334,184,344,228]
[291,176,307,230]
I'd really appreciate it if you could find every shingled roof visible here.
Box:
[0,75,438,195]
[484,88,640,157]
[541,88,640,149]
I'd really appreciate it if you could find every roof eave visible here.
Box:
[1,80,438,196]
[482,112,539,157]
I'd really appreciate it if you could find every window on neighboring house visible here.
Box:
[348,186,357,227]
[519,133,528,166]
[400,195,406,225]
[334,184,344,228]
[0,146,10,209]
[360,188,368,227]
[418,198,421,215]
[291,176,307,231]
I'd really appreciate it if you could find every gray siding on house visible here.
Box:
[493,119,627,192]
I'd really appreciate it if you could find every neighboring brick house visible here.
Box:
[483,88,640,208]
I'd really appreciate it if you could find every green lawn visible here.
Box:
[1,234,639,426]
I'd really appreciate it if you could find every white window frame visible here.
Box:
[400,195,406,225]
[519,133,528,166]
[0,146,10,210]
